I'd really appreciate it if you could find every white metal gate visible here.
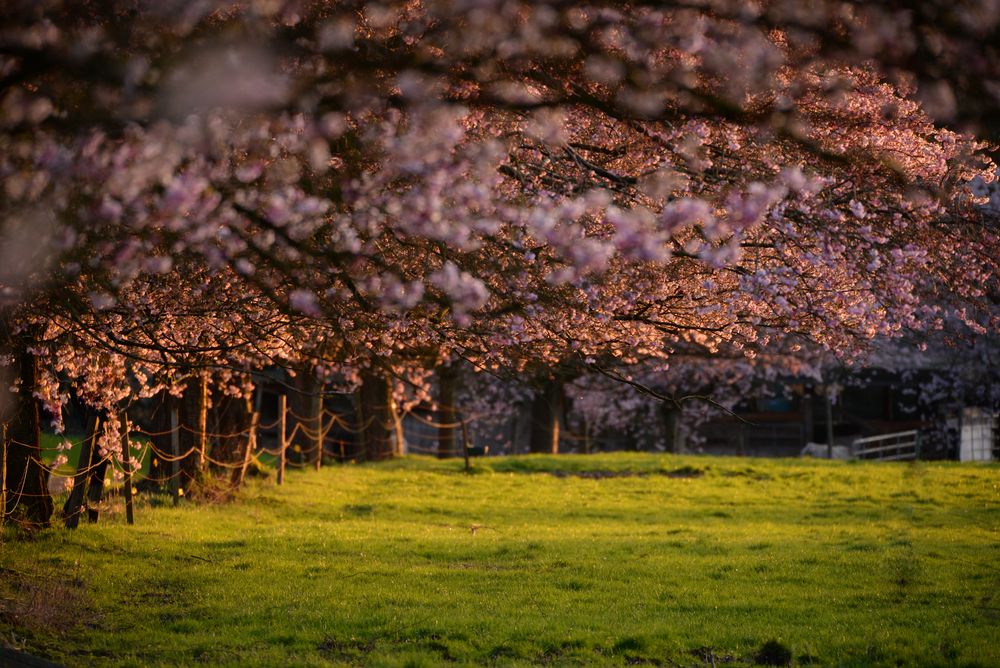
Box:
[851,430,920,461]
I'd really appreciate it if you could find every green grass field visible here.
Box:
[1,454,998,667]
[39,432,152,483]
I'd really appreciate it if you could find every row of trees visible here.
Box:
[2,1,998,526]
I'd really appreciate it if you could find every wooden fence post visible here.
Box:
[119,411,134,525]
[63,413,100,528]
[170,406,181,506]
[277,395,286,486]
[235,412,259,487]
[198,375,208,471]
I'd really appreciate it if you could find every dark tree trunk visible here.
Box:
[351,391,364,461]
[1,336,53,526]
[146,391,174,485]
[63,412,100,528]
[143,382,205,494]
[289,371,322,464]
[311,388,324,470]
[358,371,394,461]
[801,390,815,446]
[85,422,110,523]
[437,365,458,458]
[660,403,681,454]
[177,381,205,491]
[212,389,252,468]
[529,377,564,454]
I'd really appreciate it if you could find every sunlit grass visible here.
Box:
[2,453,998,667]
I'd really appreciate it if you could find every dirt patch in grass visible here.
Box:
[722,468,772,481]
[317,636,376,661]
[690,646,738,665]
[0,566,91,638]
[663,465,705,478]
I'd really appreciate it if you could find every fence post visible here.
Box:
[170,406,181,506]
[277,395,286,485]
[198,375,208,471]
[235,412,259,487]
[118,411,134,525]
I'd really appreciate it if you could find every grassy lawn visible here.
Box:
[1,454,998,667]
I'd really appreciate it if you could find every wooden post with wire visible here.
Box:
[169,406,181,506]
[277,395,286,485]
[197,375,208,472]
[235,411,259,487]
[63,413,100,528]
[118,411,134,525]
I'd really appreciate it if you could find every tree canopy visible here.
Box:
[1,0,998,523]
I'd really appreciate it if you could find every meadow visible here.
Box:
[1,453,998,667]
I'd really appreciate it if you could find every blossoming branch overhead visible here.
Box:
[0,0,997,424]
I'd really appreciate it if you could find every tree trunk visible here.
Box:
[118,411,134,525]
[312,388,323,470]
[85,421,110,523]
[289,371,320,464]
[437,365,457,458]
[63,412,100,528]
[212,389,253,467]
[389,394,405,457]
[660,403,682,454]
[177,379,206,491]
[801,389,814,446]
[529,377,563,454]
[145,388,203,491]
[277,394,287,484]
[358,371,394,461]
[146,391,173,485]
[825,391,835,459]
[1,424,6,527]
[1,336,53,526]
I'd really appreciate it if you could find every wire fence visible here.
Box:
[0,393,493,529]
